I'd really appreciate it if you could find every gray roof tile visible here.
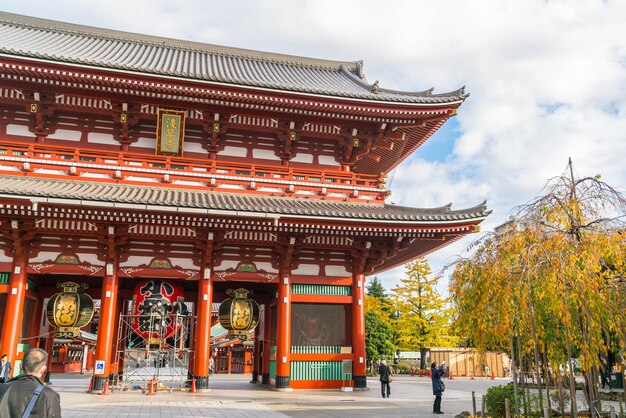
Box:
[0,12,468,104]
[0,175,489,223]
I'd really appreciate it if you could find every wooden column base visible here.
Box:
[275,375,290,389]
[91,375,108,391]
[353,375,367,389]
[261,373,269,385]
[194,375,209,389]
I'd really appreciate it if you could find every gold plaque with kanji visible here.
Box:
[156,108,186,157]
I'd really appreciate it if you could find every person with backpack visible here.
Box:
[0,348,61,417]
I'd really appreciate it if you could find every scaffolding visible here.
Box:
[113,312,196,392]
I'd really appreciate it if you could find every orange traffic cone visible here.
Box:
[449,371,454,380]
[491,371,495,380]
[101,379,109,396]
[147,377,155,395]
[191,378,197,394]
[88,376,94,391]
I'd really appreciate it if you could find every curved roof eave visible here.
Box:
[0,11,469,106]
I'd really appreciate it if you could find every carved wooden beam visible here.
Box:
[275,120,301,166]
[26,92,55,143]
[202,112,230,159]
[113,101,140,151]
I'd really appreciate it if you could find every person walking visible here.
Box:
[431,360,446,414]
[0,348,61,417]
[379,360,392,398]
[0,354,12,383]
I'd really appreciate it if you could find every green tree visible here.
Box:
[366,276,386,298]
[391,258,454,370]
[365,311,396,369]
[366,276,394,319]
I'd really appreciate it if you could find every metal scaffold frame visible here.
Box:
[113,312,196,392]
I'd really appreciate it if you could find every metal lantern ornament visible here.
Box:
[130,279,187,343]
[46,281,95,337]
[218,288,260,340]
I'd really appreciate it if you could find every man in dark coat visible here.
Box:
[0,348,61,417]
[378,360,392,398]
[431,361,446,414]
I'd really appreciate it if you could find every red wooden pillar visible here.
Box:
[192,265,212,389]
[43,329,54,383]
[261,303,271,384]
[352,272,367,389]
[27,298,44,349]
[91,261,119,391]
[0,254,28,374]
[250,326,261,383]
[275,273,291,389]
[227,347,232,374]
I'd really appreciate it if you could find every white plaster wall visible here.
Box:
[291,264,320,275]
[80,172,112,179]
[172,180,206,187]
[0,251,13,263]
[218,184,246,190]
[74,253,103,265]
[325,265,350,277]
[124,176,160,183]
[134,137,155,149]
[29,251,62,263]
[47,129,82,141]
[87,132,117,145]
[0,165,20,172]
[219,146,247,157]
[213,260,238,270]
[257,187,284,193]
[318,155,340,166]
[291,153,313,163]
[34,169,66,175]
[252,149,280,161]
[184,142,204,154]
[119,256,154,267]
[255,262,278,273]
[6,124,36,137]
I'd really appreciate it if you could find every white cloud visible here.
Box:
[4,0,625,291]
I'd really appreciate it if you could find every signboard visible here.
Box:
[155,108,186,157]
[95,360,106,375]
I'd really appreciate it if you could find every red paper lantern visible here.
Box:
[131,279,186,341]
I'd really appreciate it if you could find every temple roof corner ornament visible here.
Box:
[371,81,380,94]
[355,60,365,79]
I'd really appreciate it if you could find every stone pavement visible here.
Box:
[52,373,508,417]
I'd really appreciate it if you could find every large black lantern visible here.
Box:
[218,288,260,340]
[46,281,95,337]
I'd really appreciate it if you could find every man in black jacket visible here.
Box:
[0,348,61,417]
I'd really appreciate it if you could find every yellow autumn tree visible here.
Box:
[450,162,626,418]
[391,258,454,370]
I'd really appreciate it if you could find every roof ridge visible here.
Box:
[0,11,360,72]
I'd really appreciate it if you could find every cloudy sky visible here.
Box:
[2,0,625,292]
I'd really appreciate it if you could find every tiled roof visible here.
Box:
[0,12,467,104]
[0,176,489,223]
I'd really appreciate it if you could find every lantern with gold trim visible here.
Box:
[218,288,260,340]
[46,282,95,337]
